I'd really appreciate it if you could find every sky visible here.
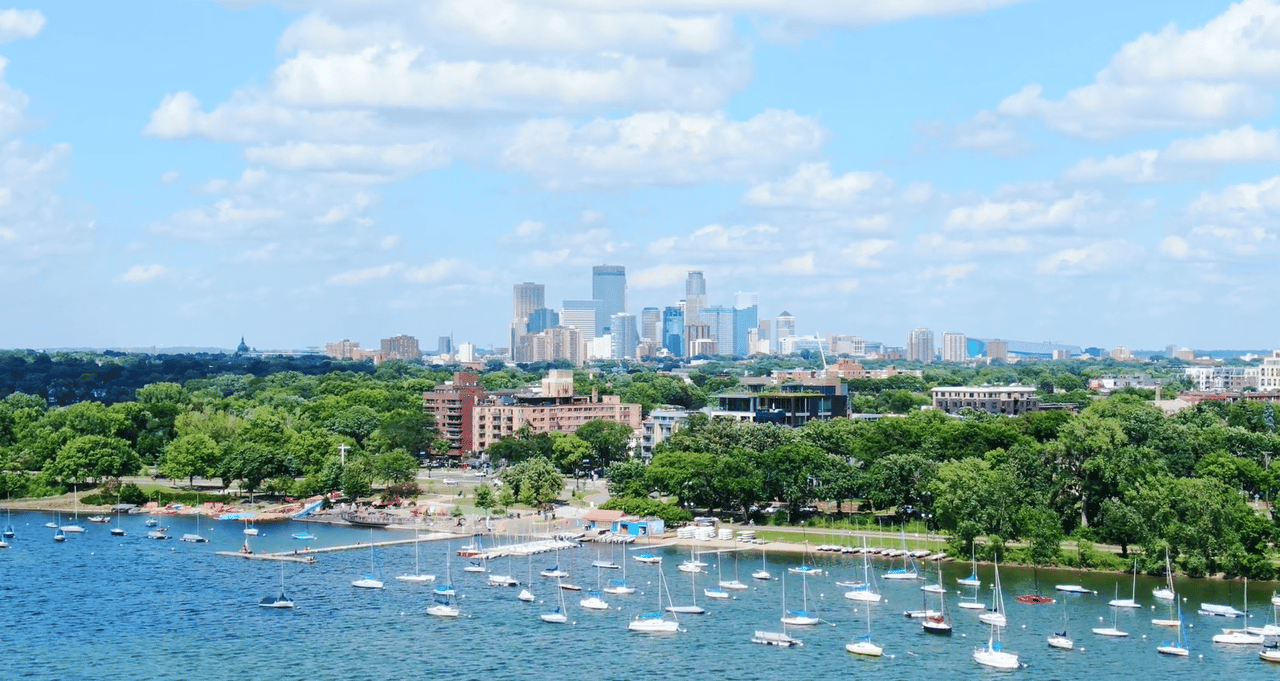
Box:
[2,0,1278,353]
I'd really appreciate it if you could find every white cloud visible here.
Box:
[920,263,976,285]
[961,1,1280,141]
[403,258,470,284]
[1063,125,1280,184]
[744,162,895,208]
[916,232,1029,257]
[1159,235,1192,259]
[630,263,692,288]
[1189,175,1280,214]
[945,191,1097,231]
[502,110,827,189]
[774,252,815,275]
[121,264,169,283]
[160,170,181,184]
[1035,240,1132,275]
[0,9,44,43]
[245,141,450,176]
[327,263,402,285]
[841,239,893,268]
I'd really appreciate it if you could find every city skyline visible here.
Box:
[4,2,1280,351]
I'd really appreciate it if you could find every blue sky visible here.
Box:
[3,1,1279,352]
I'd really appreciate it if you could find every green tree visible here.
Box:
[372,449,419,485]
[161,433,222,488]
[573,419,634,469]
[50,434,141,484]
[474,483,495,515]
[500,457,564,509]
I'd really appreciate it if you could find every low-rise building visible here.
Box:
[931,385,1039,416]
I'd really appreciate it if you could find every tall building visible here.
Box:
[640,307,661,344]
[757,319,772,353]
[323,339,361,360]
[685,322,711,357]
[662,306,684,357]
[986,339,1009,361]
[380,334,421,361]
[610,313,639,360]
[941,332,967,363]
[733,292,758,357]
[592,265,627,334]
[562,299,604,337]
[684,271,707,326]
[703,305,736,355]
[511,282,545,358]
[437,336,454,356]
[775,311,796,351]
[422,372,485,455]
[527,308,559,335]
[907,327,935,364]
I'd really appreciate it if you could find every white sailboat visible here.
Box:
[428,555,461,617]
[704,557,730,600]
[974,624,1021,669]
[978,556,1007,627]
[628,567,679,633]
[882,528,918,580]
[352,530,384,589]
[1047,598,1073,650]
[242,519,258,536]
[957,543,981,586]
[396,527,436,584]
[1152,549,1175,601]
[518,549,536,602]
[463,536,487,573]
[780,571,819,626]
[1213,578,1262,644]
[846,599,883,657]
[921,556,946,594]
[3,494,15,539]
[603,544,636,595]
[1156,602,1188,656]
[844,538,881,603]
[540,578,570,623]
[1093,585,1129,637]
[258,563,295,609]
[180,496,207,543]
[1108,559,1140,608]
[60,487,85,533]
[921,587,952,635]
[718,550,748,591]
[110,499,125,536]
[579,566,610,610]
[751,547,772,580]
[540,546,569,578]
[678,547,707,574]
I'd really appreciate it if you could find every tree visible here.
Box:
[49,434,141,484]
[161,433,221,488]
[1020,506,1063,566]
[341,464,372,500]
[372,449,419,485]
[605,459,651,498]
[550,432,592,479]
[574,420,634,470]
[474,483,495,515]
[375,409,437,457]
[499,457,564,509]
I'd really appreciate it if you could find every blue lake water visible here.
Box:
[1,511,1276,680]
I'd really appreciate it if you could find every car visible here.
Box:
[442,478,457,485]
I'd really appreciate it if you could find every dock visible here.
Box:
[215,531,460,563]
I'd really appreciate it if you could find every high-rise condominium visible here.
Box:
[640,307,661,344]
[592,265,627,334]
[662,306,684,357]
[733,292,758,357]
[511,282,545,358]
[562,299,604,338]
[610,313,639,360]
[941,332,967,362]
[775,311,796,347]
[684,271,707,325]
[907,327,935,364]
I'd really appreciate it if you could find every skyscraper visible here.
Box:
[527,308,559,335]
[776,311,796,349]
[380,334,420,361]
[562,299,604,337]
[511,282,545,358]
[733,292,758,357]
[941,332,967,362]
[592,265,627,334]
[907,327,935,364]
[684,271,707,325]
[640,307,661,345]
[662,306,684,357]
[610,313,639,360]
[703,305,736,356]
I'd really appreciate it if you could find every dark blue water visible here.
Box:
[0,512,1272,680]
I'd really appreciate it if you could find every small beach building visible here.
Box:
[582,509,627,531]
[612,516,665,537]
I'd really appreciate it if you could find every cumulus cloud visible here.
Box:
[1063,125,1280,183]
[745,162,895,208]
[1035,240,1132,275]
[502,110,827,189]
[945,191,1098,231]
[0,9,44,42]
[841,239,893,268]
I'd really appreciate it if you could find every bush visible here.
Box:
[598,497,691,526]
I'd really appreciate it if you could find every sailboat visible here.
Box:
[882,528,918,580]
[1016,567,1055,604]
[1212,578,1262,644]
[844,538,881,603]
[540,546,569,578]
[978,556,1007,627]
[1093,585,1130,637]
[718,550,748,591]
[973,623,1021,669]
[487,548,519,587]
[2,494,13,539]
[921,556,946,594]
[666,560,706,615]
[1152,549,1175,601]
[540,578,570,623]
[242,519,259,536]
[780,571,819,626]
[352,530,384,589]
[258,563,295,609]
[428,555,461,617]
[1156,602,1188,656]
[754,573,804,647]
[1107,559,1140,608]
[957,544,981,586]
[590,544,620,570]
[396,527,436,583]
[53,526,66,542]
[463,535,487,573]
[751,547,772,580]
[704,557,730,600]
[110,496,125,536]
[1047,598,1074,649]
[180,495,207,543]
[788,541,823,576]
[678,547,708,573]
[579,564,610,610]
[628,566,679,633]
[518,549,536,602]
[60,486,85,533]
[603,544,636,595]
[922,587,952,635]
[845,595,883,657]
